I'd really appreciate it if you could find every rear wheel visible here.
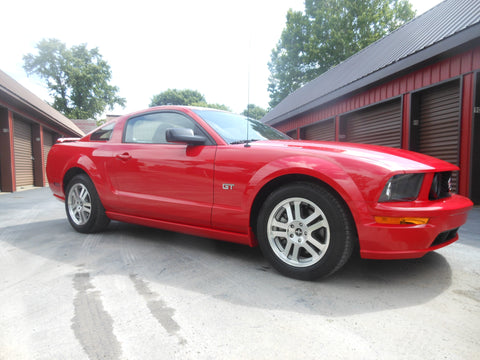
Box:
[256,182,355,280]
[65,174,110,233]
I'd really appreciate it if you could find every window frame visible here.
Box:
[122,111,215,145]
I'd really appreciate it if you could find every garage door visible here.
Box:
[341,99,402,148]
[301,118,335,141]
[14,119,34,188]
[43,130,55,183]
[417,81,460,191]
[286,129,297,138]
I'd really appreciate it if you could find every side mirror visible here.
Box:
[166,128,206,145]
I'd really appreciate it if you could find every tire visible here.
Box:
[65,174,110,233]
[256,182,355,280]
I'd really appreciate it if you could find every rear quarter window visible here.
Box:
[90,122,116,141]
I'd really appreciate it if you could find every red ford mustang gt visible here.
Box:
[47,106,473,279]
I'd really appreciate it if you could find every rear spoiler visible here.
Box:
[56,137,81,143]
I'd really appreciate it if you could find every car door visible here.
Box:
[105,111,216,227]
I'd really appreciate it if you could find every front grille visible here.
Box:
[429,171,452,200]
[431,228,459,247]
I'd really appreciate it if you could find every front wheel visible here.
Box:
[65,174,110,233]
[256,182,355,280]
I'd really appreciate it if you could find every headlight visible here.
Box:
[379,173,424,202]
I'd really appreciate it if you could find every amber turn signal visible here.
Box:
[375,216,430,225]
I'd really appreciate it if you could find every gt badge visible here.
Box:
[222,184,235,190]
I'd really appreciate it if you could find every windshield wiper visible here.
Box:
[230,139,260,145]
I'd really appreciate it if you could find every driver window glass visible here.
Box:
[124,112,200,144]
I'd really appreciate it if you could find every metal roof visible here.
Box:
[263,0,480,125]
[0,69,84,137]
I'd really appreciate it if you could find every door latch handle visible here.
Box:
[116,152,131,161]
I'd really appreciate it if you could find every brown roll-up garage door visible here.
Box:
[14,119,34,188]
[341,99,402,148]
[286,129,297,138]
[417,80,460,190]
[43,130,55,183]
[301,118,335,141]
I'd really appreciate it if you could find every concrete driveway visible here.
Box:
[1,188,479,360]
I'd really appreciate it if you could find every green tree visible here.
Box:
[268,0,415,107]
[23,39,126,119]
[193,102,231,111]
[242,104,267,120]
[150,89,230,111]
[150,89,206,106]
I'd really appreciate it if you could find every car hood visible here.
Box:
[252,140,458,173]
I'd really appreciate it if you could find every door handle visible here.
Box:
[116,152,131,161]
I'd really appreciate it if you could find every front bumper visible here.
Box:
[358,194,473,259]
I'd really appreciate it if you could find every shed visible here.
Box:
[0,69,84,192]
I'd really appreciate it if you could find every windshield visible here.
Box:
[193,109,290,144]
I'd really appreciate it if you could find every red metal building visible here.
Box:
[0,70,84,192]
[263,0,480,204]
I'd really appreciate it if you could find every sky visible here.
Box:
[1,0,443,117]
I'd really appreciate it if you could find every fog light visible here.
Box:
[375,216,430,225]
